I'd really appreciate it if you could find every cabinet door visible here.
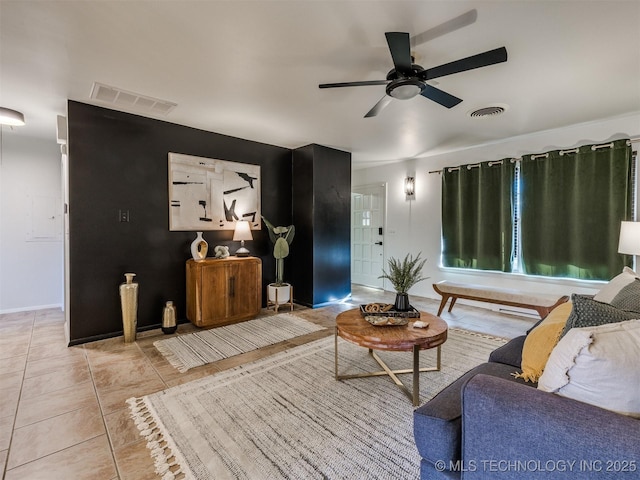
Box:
[201,262,229,323]
[228,260,260,319]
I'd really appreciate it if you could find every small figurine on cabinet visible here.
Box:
[214,245,230,258]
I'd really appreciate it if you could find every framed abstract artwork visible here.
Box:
[168,153,261,231]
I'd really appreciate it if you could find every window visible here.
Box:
[441,159,515,272]
[441,139,634,280]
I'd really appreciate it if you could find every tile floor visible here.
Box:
[0,285,535,479]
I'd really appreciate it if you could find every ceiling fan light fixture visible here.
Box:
[386,79,423,100]
[0,107,25,126]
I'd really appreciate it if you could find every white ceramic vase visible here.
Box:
[190,231,208,261]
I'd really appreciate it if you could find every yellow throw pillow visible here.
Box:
[516,301,573,383]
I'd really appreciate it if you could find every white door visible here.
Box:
[351,184,385,288]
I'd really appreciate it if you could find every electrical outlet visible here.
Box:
[118,209,130,222]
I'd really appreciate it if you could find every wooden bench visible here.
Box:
[433,281,570,319]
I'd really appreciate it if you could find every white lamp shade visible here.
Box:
[618,221,640,255]
[233,221,253,241]
[0,107,25,126]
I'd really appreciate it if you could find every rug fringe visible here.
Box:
[449,327,509,343]
[127,397,191,480]
[153,342,190,373]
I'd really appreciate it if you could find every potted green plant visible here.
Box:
[379,252,428,311]
[262,217,295,307]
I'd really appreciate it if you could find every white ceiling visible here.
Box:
[1,1,639,168]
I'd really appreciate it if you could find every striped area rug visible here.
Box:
[130,328,506,479]
[153,313,327,372]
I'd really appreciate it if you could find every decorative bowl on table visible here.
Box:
[360,303,419,326]
[364,315,409,326]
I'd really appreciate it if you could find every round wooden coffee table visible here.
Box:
[335,308,448,406]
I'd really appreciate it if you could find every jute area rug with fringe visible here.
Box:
[129,328,507,480]
[153,313,327,372]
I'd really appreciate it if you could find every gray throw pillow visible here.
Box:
[560,293,639,339]
[609,278,640,312]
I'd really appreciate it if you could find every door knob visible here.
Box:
[375,241,383,245]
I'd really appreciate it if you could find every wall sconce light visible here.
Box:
[0,107,25,126]
[233,220,253,257]
[404,176,415,197]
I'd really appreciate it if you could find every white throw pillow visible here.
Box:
[593,266,638,303]
[538,319,640,418]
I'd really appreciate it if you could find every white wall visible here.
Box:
[0,130,63,313]
[353,113,640,307]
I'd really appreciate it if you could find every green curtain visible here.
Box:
[520,139,633,280]
[442,159,515,272]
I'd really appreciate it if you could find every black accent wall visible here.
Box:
[67,101,294,344]
[292,144,352,307]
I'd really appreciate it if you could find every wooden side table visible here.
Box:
[335,308,448,406]
[186,256,262,327]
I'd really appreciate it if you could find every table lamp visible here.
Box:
[233,221,253,257]
[618,221,640,268]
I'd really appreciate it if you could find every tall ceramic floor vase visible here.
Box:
[162,300,177,334]
[190,231,208,261]
[120,273,139,343]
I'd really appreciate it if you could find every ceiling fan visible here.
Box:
[318,10,508,118]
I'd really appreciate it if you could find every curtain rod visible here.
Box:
[427,137,640,174]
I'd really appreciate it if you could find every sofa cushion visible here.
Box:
[538,319,640,418]
[593,266,638,303]
[609,278,640,311]
[515,301,572,382]
[487,335,525,368]
[560,293,638,339]
[413,362,531,467]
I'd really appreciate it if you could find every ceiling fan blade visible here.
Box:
[319,80,388,89]
[385,32,412,73]
[410,9,478,47]
[364,96,393,118]
[420,84,463,109]
[424,47,508,80]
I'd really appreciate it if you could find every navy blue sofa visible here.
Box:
[413,333,640,479]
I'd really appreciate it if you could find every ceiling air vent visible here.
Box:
[90,82,177,115]
[468,104,508,118]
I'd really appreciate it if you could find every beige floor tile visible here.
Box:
[27,341,84,363]
[0,387,20,418]
[24,352,87,379]
[104,407,143,450]
[97,376,166,415]
[30,330,67,348]
[14,380,98,428]
[0,449,7,476]
[85,343,145,369]
[8,402,105,469]
[33,309,65,325]
[3,354,27,375]
[0,371,23,391]
[91,357,164,391]
[0,415,13,450]
[113,438,159,480]
[0,343,29,360]
[4,434,116,480]
[0,310,35,323]
[20,363,92,400]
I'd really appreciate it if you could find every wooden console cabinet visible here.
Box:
[186,257,262,328]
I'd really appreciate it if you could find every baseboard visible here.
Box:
[0,304,63,314]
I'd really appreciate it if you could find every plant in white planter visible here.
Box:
[379,252,428,311]
[263,217,295,308]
